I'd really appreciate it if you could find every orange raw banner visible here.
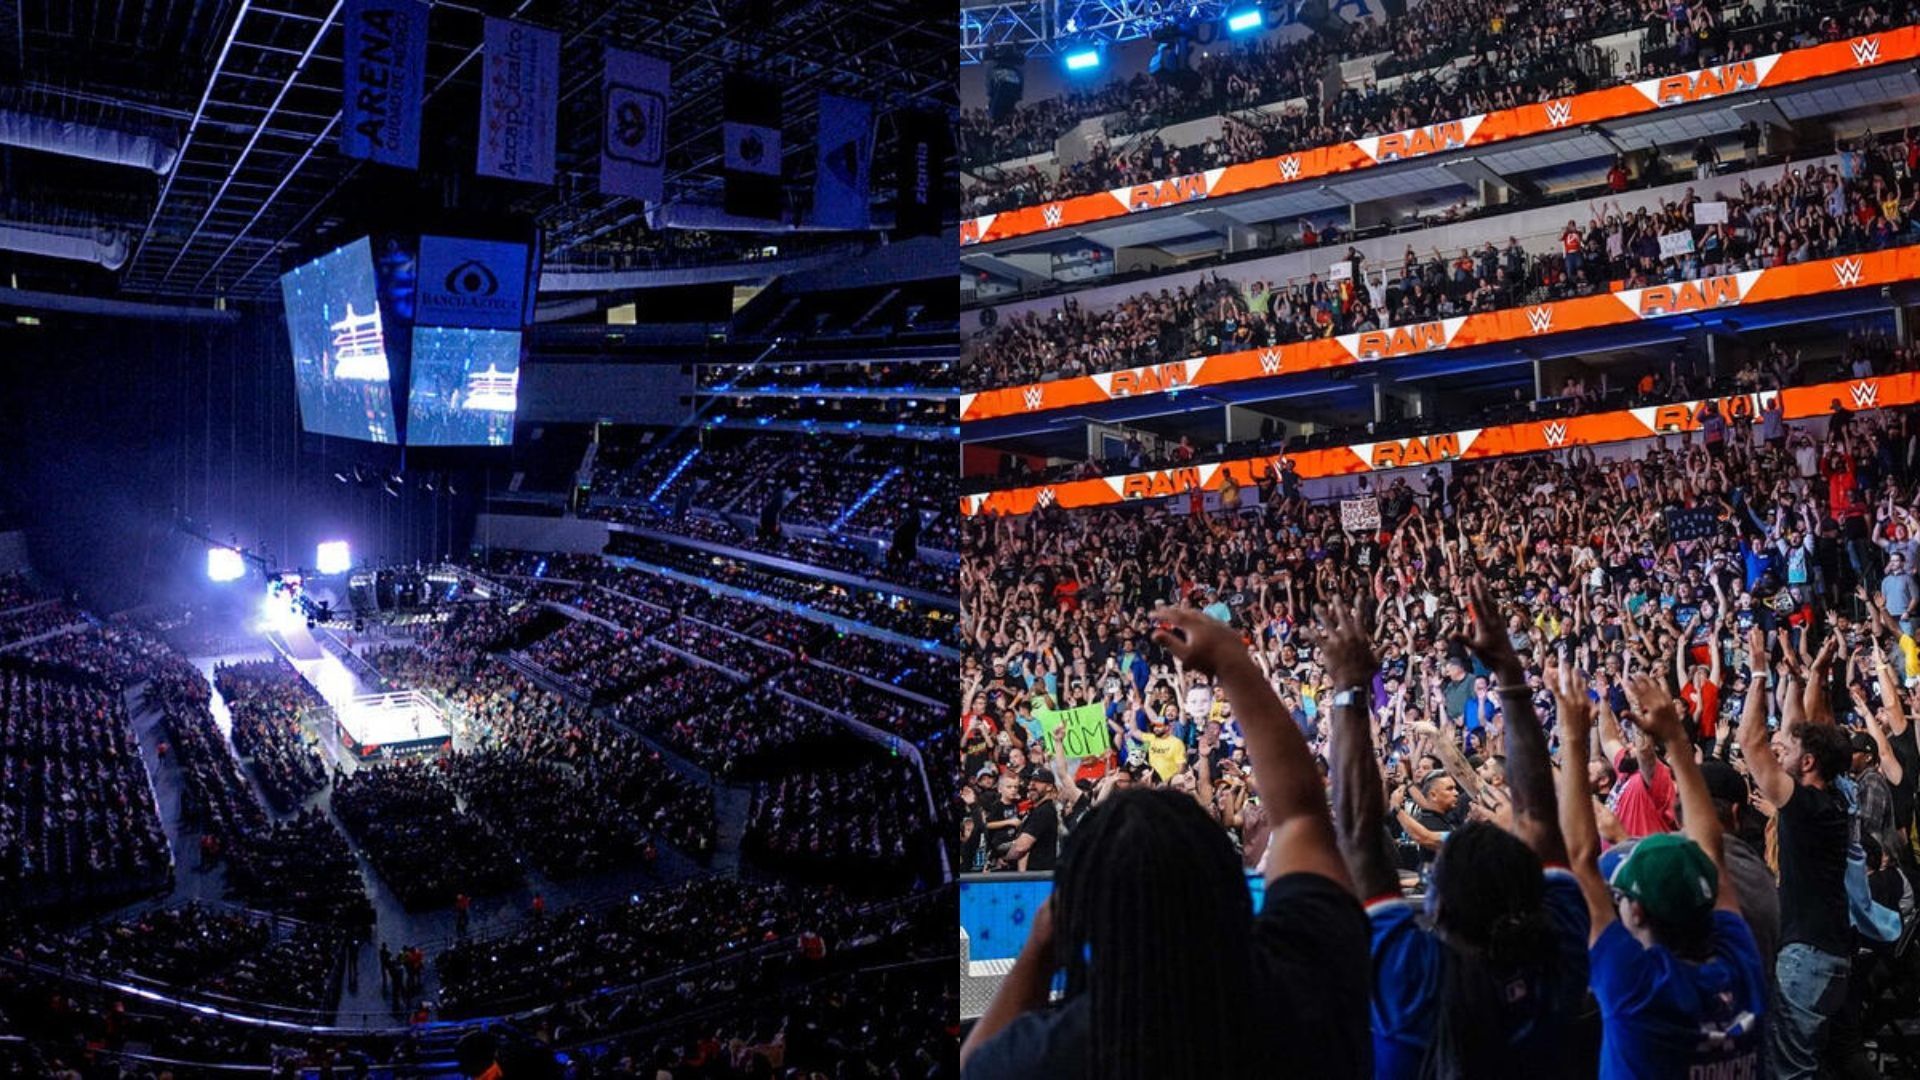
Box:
[960,28,1920,248]
[961,373,1920,519]
[962,248,1920,423]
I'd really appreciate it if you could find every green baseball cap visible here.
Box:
[1604,833,1717,925]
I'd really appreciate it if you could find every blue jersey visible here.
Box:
[1591,910,1767,1080]
[1368,868,1591,1079]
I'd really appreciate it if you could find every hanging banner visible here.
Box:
[601,47,670,203]
[477,17,559,184]
[893,107,950,238]
[341,0,428,168]
[416,236,532,329]
[812,93,873,230]
[723,72,783,219]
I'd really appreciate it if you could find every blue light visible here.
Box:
[1063,48,1100,71]
[1226,8,1262,32]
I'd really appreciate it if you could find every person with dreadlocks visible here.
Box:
[1326,577,1592,1079]
[959,607,1370,1079]
[1552,629,1767,1079]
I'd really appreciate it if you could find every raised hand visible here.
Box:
[1461,575,1522,680]
[1312,599,1379,687]
[1622,674,1684,744]
[1545,658,1591,740]
[1150,608,1252,678]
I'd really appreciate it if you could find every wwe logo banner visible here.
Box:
[1833,258,1864,288]
[1036,488,1057,508]
[1042,203,1063,227]
[1852,381,1880,408]
[1259,349,1283,374]
[1542,422,1568,447]
[1279,156,1301,181]
[1544,100,1573,127]
[1023,386,1046,410]
[1526,307,1554,334]
[1852,37,1881,65]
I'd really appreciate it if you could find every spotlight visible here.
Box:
[316,541,351,575]
[207,547,246,582]
[1063,47,1101,72]
[334,471,350,484]
[1226,7,1262,32]
[383,482,400,498]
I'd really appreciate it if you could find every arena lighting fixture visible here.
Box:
[207,547,246,582]
[1225,8,1262,31]
[316,541,351,575]
[1063,47,1101,72]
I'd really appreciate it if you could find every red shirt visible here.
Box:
[1680,680,1720,740]
[1563,229,1583,254]
[1611,746,1678,837]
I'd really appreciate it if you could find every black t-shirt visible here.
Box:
[960,873,1371,1079]
[1019,800,1061,872]
[1775,781,1850,955]
[1888,721,1919,841]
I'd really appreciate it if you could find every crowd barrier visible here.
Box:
[964,246,1920,421]
[961,371,1920,517]
[960,26,1920,248]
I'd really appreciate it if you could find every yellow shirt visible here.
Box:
[1900,634,1918,680]
[1145,732,1188,782]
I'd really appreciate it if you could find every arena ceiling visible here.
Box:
[0,0,953,301]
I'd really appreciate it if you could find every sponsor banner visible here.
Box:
[960,28,1920,247]
[477,18,559,184]
[961,374,1920,517]
[341,0,428,168]
[601,47,670,203]
[1339,496,1380,532]
[963,246,1920,422]
[723,72,783,219]
[812,94,873,230]
[894,107,951,238]
[416,236,531,329]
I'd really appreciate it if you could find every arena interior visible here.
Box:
[0,1,955,1076]
[960,0,1920,1075]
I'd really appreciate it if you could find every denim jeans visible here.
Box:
[1771,942,1850,1079]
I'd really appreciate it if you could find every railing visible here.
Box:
[961,24,1920,246]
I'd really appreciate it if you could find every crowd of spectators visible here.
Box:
[5,621,181,689]
[746,756,935,886]
[0,668,170,909]
[433,877,894,1018]
[960,0,1908,215]
[779,663,949,752]
[622,688,843,778]
[330,760,523,911]
[808,630,952,701]
[0,601,81,646]
[23,903,343,1016]
[365,645,719,860]
[654,622,790,682]
[214,659,329,814]
[443,749,654,879]
[961,396,1920,1073]
[966,132,1920,388]
[149,665,372,930]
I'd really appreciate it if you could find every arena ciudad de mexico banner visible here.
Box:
[960,27,1920,249]
[962,370,1920,518]
[963,246,1920,423]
